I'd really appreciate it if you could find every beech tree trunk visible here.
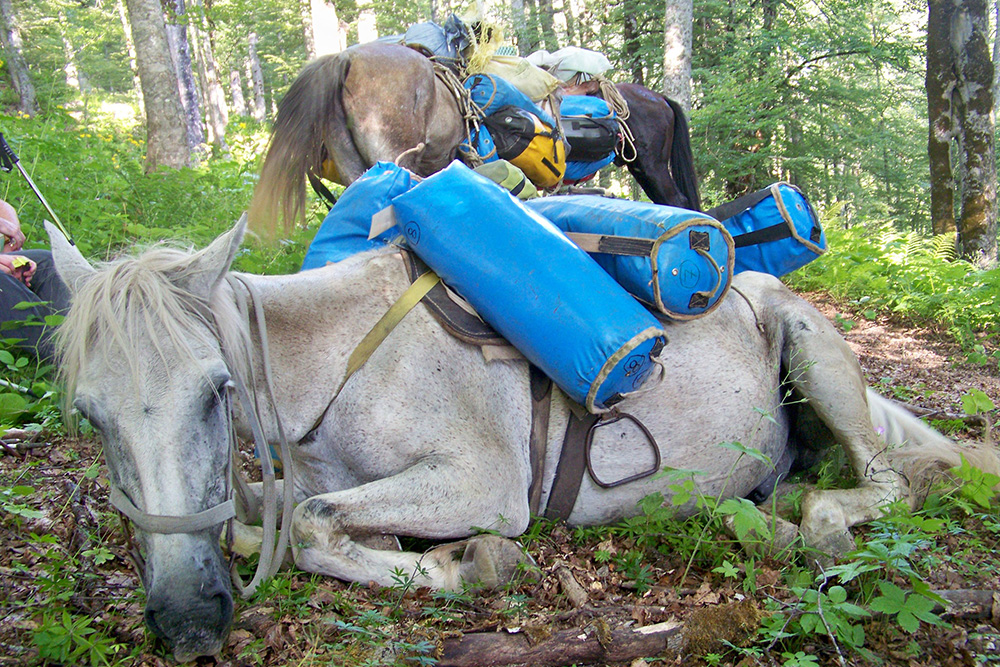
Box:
[248,32,267,122]
[229,68,248,117]
[927,0,957,235]
[663,0,693,114]
[536,0,559,51]
[926,0,997,267]
[125,0,190,170]
[0,0,37,116]
[164,0,205,151]
[952,0,997,267]
[116,0,144,111]
[189,0,228,151]
[510,0,530,56]
[562,0,577,45]
[310,0,344,56]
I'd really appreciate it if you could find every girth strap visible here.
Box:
[543,410,600,522]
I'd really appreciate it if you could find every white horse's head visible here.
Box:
[49,220,248,662]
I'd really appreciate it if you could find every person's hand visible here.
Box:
[0,254,36,287]
[0,200,25,252]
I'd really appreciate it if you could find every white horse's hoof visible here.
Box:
[458,535,536,589]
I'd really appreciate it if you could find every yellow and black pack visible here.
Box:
[484,105,568,189]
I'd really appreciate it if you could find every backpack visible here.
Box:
[484,106,568,188]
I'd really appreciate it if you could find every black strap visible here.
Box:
[308,172,339,210]
[705,187,774,222]
[732,222,794,248]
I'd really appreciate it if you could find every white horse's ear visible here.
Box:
[46,221,95,296]
[178,214,247,298]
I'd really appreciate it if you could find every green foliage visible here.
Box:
[868,580,944,633]
[788,221,1000,352]
[33,611,123,667]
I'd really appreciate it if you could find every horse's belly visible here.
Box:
[552,302,789,526]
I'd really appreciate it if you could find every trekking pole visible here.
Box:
[0,133,73,244]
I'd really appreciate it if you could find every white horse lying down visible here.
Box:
[49,220,997,662]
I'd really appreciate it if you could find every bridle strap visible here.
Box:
[109,486,236,534]
[225,273,295,598]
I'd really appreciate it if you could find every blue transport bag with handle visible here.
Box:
[527,196,734,320]
[388,162,666,413]
[301,162,414,269]
[707,182,826,277]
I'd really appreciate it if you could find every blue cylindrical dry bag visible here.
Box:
[301,162,414,270]
[526,196,734,320]
[389,162,666,412]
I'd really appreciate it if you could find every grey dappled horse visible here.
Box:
[49,220,996,662]
[247,42,701,235]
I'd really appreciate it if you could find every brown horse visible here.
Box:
[248,42,700,236]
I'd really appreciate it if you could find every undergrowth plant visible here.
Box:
[787,215,1000,355]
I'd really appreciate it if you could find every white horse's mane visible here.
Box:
[56,242,251,402]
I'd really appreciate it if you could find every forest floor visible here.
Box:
[0,290,998,667]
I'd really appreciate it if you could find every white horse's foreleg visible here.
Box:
[289,460,532,589]
[773,290,909,557]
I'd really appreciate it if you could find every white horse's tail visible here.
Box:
[867,388,999,498]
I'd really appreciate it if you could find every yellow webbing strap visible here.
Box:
[335,270,442,397]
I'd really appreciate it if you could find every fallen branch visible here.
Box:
[437,620,682,667]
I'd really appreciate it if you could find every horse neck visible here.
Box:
[218,250,405,439]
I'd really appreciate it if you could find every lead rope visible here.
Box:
[224,274,295,598]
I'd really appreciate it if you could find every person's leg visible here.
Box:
[0,250,68,359]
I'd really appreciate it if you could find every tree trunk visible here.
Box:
[57,10,88,93]
[952,0,997,267]
[190,0,228,151]
[927,0,957,235]
[116,0,144,111]
[562,0,576,45]
[300,0,315,59]
[229,68,248,117]
[164,0,205,151]
[357,0,378,44]
[125,0,190,170]
[523,0,543,53]
[0,0,37,116]
[993,0,1000,116]
[663,0,693,114]
[248,33,267,122]
[311,0,344,56]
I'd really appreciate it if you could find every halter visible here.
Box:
[109,273,294,598]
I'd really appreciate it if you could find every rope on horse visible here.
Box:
[433,63,486,167]
[593,74,638,164]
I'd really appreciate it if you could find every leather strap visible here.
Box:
[109,487,236,534]
[527,366,553,516]
[543,410,600,522]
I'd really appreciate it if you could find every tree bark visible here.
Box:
[116,0,145,111]
[510,0,530,56]
[663,0,693,114]
[0,0,37,116]
[624,1,644,86]
[310,0,344,56]
[437,621,682,667]
[164,0,205,151]
[229,68,248,117]
[927,0,958,235]
[189,0,228,151]
[562,0,576,45]
[952,0,997,267]
[125,0,190,170]
[356,0,378,44]
[248,32,267,122]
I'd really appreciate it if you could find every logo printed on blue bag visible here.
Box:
[623,354,647,377]
[404,221,421,245]
[679,260,701,288]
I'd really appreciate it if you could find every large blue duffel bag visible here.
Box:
[389,162,666,412]
[527,196,734,320]
[707,183,826,277]
[300,162,414,270]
